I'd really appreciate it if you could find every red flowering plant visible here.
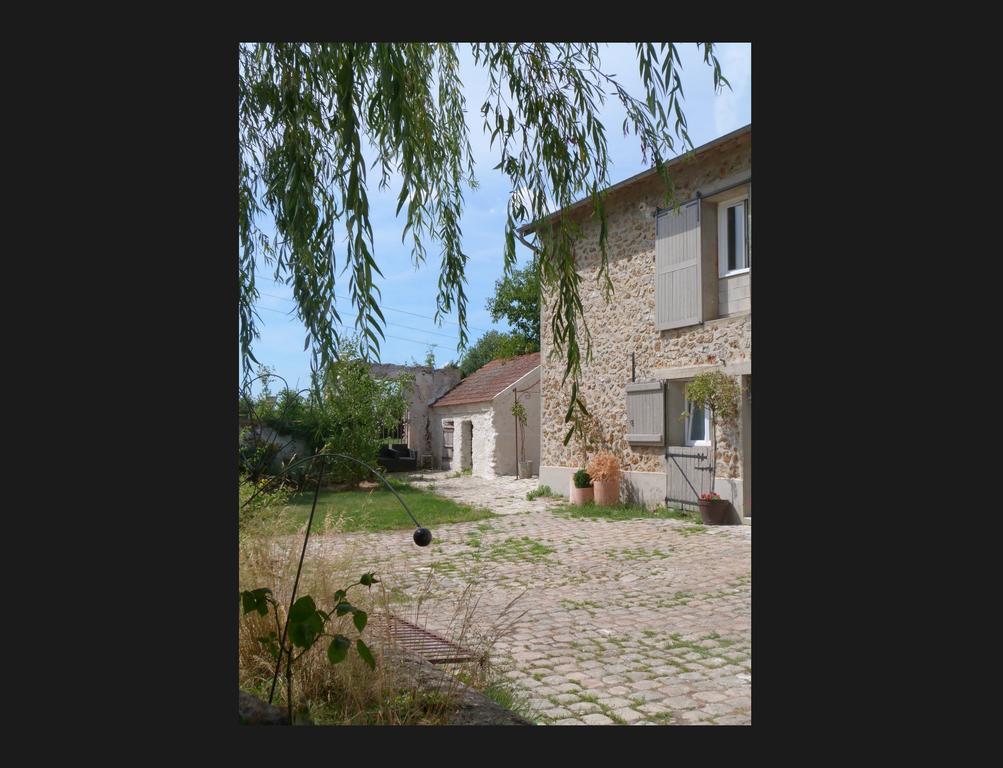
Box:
[699,492,721,501]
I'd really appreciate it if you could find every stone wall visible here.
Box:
[371,363,461,464]
[247,425,310,472]
[539,131,751,500]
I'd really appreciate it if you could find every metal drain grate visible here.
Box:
[369,614,485,666]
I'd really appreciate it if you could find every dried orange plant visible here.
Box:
[586,451,620,482]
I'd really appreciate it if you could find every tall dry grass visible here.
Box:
[238,490,527,724]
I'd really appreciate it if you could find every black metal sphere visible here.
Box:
[413,527,433,547]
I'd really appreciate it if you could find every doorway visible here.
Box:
[461,420,473,471]
[441,420,454,470]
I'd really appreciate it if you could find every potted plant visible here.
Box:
[570,469,593,506]
[587,452,621,506]
[512,400,532,478]
[697,491,730,525]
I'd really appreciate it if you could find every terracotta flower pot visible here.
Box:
[592,474,620,506]
[569,480,594,506]
[698,499,730,525]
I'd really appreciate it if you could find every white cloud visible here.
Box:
[512,185,553,217]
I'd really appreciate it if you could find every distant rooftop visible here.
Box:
[369,362,459,377]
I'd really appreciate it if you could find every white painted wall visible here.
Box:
[539,463,747,519]
[429,366,541,478]
[430,402,494,477]
[255,426,309,463]
[490,367,541,476]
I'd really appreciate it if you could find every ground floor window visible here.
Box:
[684,387,711,447]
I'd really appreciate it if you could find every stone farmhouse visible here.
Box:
[523,124,752,518]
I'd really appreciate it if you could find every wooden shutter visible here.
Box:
[626,381,664,445]
[656,201,702,330]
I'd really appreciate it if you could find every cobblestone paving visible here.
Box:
[305,474,751,725]
[402,470,559,515]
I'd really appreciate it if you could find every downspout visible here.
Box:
[515,230,542,255]
[517,231,541,477]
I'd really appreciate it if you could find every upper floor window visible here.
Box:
[718,196,750,277]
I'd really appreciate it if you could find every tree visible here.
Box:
[242,342,413,487]
[457,330,533,377]
[312,343,413,486]
[239,43,730,442]
[486,254,540,347]
[682,371,740,484]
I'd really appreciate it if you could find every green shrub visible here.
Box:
[239,428,283,481]
[684,370,740,422]
[238,474,291,533]
[573,469,592,488]
[526,485,554,501]
[240,340,413,487]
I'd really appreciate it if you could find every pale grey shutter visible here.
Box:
[656,201,702,330]
[625,381,664,445]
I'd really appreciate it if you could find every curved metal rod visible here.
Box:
[239,372,317,481]
[240,376,430,712]
[240,373,320,425]
[239,372,292,429]
[240,450,422,529]
[253,451,424,706]
[243,388,315,480]
[267,455,323,706]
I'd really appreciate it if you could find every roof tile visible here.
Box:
[431,352,540,408]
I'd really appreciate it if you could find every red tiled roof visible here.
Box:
[431,353,540,408]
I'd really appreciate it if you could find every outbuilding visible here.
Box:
[429,352,540,478]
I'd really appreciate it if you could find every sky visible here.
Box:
[244,43,751,394]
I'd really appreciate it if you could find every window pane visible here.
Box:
[727,205,736,271]
[689,402,706,442]
[735,202,746,269]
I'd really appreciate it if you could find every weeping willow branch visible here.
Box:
[239,42,731,437]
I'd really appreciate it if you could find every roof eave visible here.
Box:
[517,123,751,236]
[490,365,540,401]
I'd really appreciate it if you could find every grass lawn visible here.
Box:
[555,502,703,523]
[264,481,493,534]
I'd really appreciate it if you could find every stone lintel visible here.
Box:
[650,360,751,381]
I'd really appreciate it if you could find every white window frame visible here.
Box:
[683,385,712,447]
[717,194,750,278]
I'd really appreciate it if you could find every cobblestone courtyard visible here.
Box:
[306,472,751,725]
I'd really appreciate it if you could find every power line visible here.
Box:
[254,276,494,334]
[257,305,457,350]
[257,292,462,340]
